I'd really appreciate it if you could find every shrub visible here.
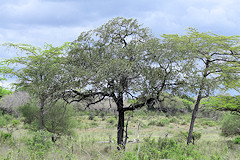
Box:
[136,137,204,160]
[19,101,77,138]
[0,116,7,127]
[180,121,187,125]
[0,131,12,141]
[107,117,116,124]
[197,118,218,127]
[26,130,53,159]
[157,118,170,127]
[18,103,39,124]
[174,131,201,144]
[44,101,77,137]
[233,137,240,144]
[0,112,17,128]
[89,121,98,127]
[148,120,157,126]
[221,113,240,137]
[169,117,178,123]
[0,131,15,146]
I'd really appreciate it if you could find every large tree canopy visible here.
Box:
[63,17,192,148]
[64,17,153,149]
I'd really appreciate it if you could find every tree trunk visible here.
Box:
[117,109,125,150]
[187,60,209,145]
[115,91,125,150]
[187,93,201,144]
[39,99,44,129]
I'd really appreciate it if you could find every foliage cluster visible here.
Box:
[234,137,240,144]
[122,137,204,160]
[19,101,77,137]
[221,113,240,137]
[0,87,12,98]
[25,130,54,159]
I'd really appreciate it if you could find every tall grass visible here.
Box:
[0,111,239,159]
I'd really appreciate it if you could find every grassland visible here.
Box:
[0,110,239,160]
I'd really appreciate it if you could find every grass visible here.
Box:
[0,112,239,160]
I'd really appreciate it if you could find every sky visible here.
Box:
[0,0,240,94]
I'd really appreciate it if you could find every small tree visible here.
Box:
[2,43,71,129]
[19,101,77,141]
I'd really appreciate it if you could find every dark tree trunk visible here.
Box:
[187,93,202,144]
[117,109,125,150]
[39,99,44,129]
[187,60,209,145]
[115,91,125,150]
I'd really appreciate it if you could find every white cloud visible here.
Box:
[0,25,91,59]
[185,6,234,26]
[139,11,181,34]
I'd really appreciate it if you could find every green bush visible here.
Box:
[44,101,77,136]
[89,121,98,127]
[18,103,39,124]
[0,131,15,146]
[157,118,170,127]
[221,114,240,137]
[136,137,204,160]
[19,101,77,137]
[0,116,7,127]
[197,118,218,127]
[107,117,116,124]
[148,120,157,126]
[233,137,240,144]
[169,117,178,123]
[174,131,201,144]
[0,113,17,128]
[180,121,187,125]
[26,130,53,159]
[0,131,12,141]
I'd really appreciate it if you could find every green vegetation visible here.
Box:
[0,87,12,98]
[221,114,240,137]
[0,110,239,159]
[0,17,240,159]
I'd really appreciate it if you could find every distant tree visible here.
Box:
[0,91,29,116]
[2,43,71,129]
[207,95,240,115]
[0,61,11,98]
[174,29,240,144]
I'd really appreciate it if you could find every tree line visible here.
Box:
[1,17,240,149]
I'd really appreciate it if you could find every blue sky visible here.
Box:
[0,0,240,94]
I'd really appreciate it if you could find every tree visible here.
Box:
[63,17,191,149]
[0,61,11,98]
[207,95,240,115]
[175,29,240,144]
[0,87,12,99]
[2,43,71,129]
[63,17,152,149]
[0,91,29,116]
